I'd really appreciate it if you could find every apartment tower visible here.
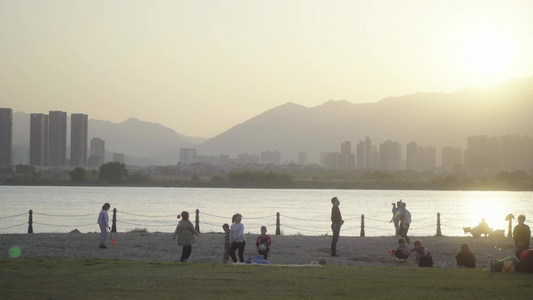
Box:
[70,113,88,167]
[0,108,13,167]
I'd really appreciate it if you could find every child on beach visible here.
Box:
[256,226,272,260]
[410,240,433,267]
[222,223,231,263]
[410,240,431,258]
[173,211,200,262]
[391,238,410,261]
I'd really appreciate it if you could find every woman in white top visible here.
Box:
[229,213,246,262]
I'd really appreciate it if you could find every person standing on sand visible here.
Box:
[229,213,246,262]
[513,215,531,258]
[399,202,411,244]
[330,197,344,257]
[222,223,231,263]
[390,200,403,236]
[97,203,111,249]
[173,211,200,262]
[256,226,272,260]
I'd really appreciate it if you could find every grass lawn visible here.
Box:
[0,259,532,299]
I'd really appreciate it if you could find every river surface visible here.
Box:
[1,186,531,236]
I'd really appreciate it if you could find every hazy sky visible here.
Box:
[2,1,533,138]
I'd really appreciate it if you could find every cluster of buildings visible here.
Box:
[0,108,124,171]
[1,107,533,175]
[181,135,533,175]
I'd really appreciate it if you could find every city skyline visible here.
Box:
[2,106,532,174]
[2,1,533,138]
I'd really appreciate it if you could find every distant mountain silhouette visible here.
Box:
[11,76,533,166]
[198,76,533,163]
[12,115,198,166]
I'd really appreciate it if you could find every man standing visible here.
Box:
[399,202,411,244]
[330,197,344,257]
[513,215,531,258]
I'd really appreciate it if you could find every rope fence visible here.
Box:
[0,208,520,238]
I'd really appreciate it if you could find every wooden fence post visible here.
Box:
[360,214,365,237]
[436,213,442,236]
[111,208,117,233]
[276,212,281,235]
[27,209,33,234]
[195,209,200,233]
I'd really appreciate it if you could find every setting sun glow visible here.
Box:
[462,28,515,76]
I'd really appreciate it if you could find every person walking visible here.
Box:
[330,197,344,257]
[513,214,531,258]
[173,211,200,262]
[229,213,246,262]
[399,202,411,244]
[97,202,111,249]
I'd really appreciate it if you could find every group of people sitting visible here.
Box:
[390,214,531,269]
[391,238,476,268]
[390,239,438,267]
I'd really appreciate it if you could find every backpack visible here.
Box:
[520,251,533,273]
[419,255,433,267]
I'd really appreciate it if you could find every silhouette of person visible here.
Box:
[513,215,531,258]
[330,197,344,257]
[398,202,411,244]
[456,242,476,268]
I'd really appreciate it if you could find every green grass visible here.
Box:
[0,259,531,299]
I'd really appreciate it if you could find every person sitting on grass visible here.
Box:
[410,240,433,267]
[391,238,410,261]
[455,242,476,268]
[410,240,431,259]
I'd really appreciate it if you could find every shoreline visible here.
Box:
[0,232,519,268]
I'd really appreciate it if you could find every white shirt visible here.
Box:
[229,223,245,242]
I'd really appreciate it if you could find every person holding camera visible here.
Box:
[390,199,403,236]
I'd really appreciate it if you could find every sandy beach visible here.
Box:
[0,230,520,268]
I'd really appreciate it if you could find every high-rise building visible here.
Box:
[406,141,418,170]
[0,108,13,167]
[321,152,339,170]
[237,153,259,164]
[260,150,281,165]
[379,140,401,171]
[442,146,462,172]
[70,114,88,167]
[89,137,105,168]
[357,136,373,169]
[113,153,125,164]
[500,135,533,172]
[30,113,49,166]
[339,141,355,169]
[465,135,500,173]
[179,148,197,164]
[298,151,309,165]
[422,146,436,170]
[48,111,67,167]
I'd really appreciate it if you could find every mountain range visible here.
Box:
[10,76,533,166]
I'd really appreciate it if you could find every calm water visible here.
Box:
[1,186,532,237]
